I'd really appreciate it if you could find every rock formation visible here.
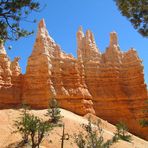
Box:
[0,19,147,140]
[77,28,148,139]
[0,43,22,107]
[22,19,95,115]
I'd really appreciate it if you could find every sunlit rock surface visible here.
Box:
[0,19,147,140]
[0,43,22,107]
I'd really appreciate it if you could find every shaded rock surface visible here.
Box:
[0,19,147,140]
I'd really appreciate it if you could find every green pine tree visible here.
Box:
[140,100,148,127]
[0,0,41,41]
[47,97,61,124]
[14,106,53,148]
[74,117,118,148]
[114,121,132,142]
[114,0,148,37]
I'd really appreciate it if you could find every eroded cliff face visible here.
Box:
[22,20,94,115]
[0,43,22,107]
[0,19,147,140]
[77,28,148,139]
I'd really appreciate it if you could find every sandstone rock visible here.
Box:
[0,42,22,107]
[22,19,95,115]
[77,30,148,140]
[0,19,147,140]
[11,57,21,76]
[0,43,12,86]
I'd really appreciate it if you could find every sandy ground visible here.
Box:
[0,109,147,148]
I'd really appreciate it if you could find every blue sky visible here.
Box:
[5,0,148,85]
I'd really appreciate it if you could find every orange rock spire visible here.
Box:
[0,19,147,140]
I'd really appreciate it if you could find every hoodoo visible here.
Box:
[0,42,22,107]
[0,19,147,140]
[22,19,94,115]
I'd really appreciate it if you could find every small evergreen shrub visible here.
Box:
[74,117,118,148]
[46,97,62,124]
[114,121,132,142]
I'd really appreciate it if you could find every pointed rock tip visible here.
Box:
[13,57,21,62]
[85,29,95,37]
[85,29,96,42]
[110,31,118,46]
[128,48,137,53]
[78,26,83,32]
[77,26,84,39]
[0,41,6,55]
[85,29,91,39]
[110,31,117,37]
[86,29,91,34]
[77,26,84,36]
[37,18,54,40]
[38,19,46,29]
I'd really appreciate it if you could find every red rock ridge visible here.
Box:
[22,19,95,115]
[0,19,147,140]
[77,27,148,139]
